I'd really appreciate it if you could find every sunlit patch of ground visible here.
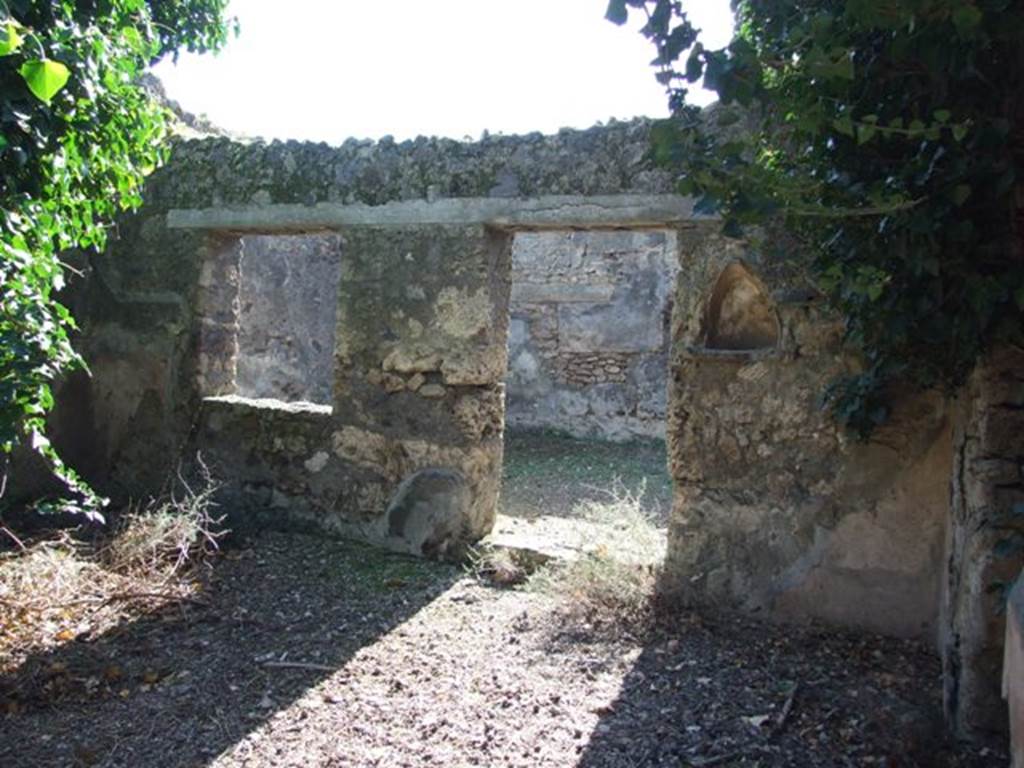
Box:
[492,429,669,580]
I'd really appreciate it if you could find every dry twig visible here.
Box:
[261,661,337,672]
[770,682,799,737]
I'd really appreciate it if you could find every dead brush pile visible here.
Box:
[0,463,225,674]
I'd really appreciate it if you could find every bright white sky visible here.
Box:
[153,0,734,144]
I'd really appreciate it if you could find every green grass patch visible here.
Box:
[502,428,672,506]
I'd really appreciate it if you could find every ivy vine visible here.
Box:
[610,0,1023,436]
[1,0,231,519]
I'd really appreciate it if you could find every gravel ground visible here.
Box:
[0,532,1005,768]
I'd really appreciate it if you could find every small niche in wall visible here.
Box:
[702,262,779,351]
[235,232,342,404]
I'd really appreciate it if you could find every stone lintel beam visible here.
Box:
[166,195,710,232]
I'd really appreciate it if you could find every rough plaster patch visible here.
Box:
[829,509,933,574]
[441,355,504,386]
[436,287,491,339]
[382,347,442,374]
[332,426,394,472]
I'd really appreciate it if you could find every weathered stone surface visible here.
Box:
[166,194,697,231]
[661,229,951,642]
[385,468,473,559]
[151,119,672,211]
[236,233,341,404]
[511,283,615,304]
[505,230,678,441]
[942,346,1024,743]
[335,226,510,437]
[558,270,670,353]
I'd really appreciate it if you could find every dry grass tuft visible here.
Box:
[0,459,225,672]
[101,461,224,576]
[526,480,663,625]
[466,544,529,587]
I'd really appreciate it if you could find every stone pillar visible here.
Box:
[195,234,243,397]
[943,345,1024,742]
[331,224,513,555]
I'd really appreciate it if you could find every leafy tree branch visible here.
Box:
[1,0,232,518]
[610,0,1023,436]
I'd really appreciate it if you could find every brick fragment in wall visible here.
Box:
[549,351,634,386]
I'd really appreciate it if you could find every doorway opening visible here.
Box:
[494,229,678,564]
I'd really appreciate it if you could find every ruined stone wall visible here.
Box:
[661,230,951,641]
[52,120,674,553]
[146,122,669,211]
[54,122,952,628]
[942,346,1024,741]
[194,224,511,555]
[44,217,211,500]
[34,116,1021,742]
[231,227,679,437]
[506,230,677,441]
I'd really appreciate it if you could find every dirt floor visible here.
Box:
[0,530,1006,768]
[499,430,672,525]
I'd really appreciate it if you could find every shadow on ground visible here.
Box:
[0,531,458,768]
[568,612,1003,768]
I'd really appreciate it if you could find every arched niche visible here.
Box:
[703,262,779,351]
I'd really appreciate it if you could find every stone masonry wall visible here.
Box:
[229,227,679,439]
[507,230,678,441]
[84,120,674,557]
[188,223,512,556]
[662,230,951,641]
[48,119,668,502]
[942,346,1024,742]
[51,122,953,626]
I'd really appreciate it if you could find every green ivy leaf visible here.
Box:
[605,0,628,25]
[0,20,24,56]
[952,5,983,37]
[857,123,876,144]
[835,50,855,80]
[121,26,143,51]
[19,59,71,105]
[833,115,855,138]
